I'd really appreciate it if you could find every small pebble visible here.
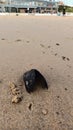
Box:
[11,88,20,95]
[9,82,23,103]
[9,82,17,90]
[12,95,22,103]
[42,109,48,115]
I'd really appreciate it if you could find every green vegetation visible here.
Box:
[58,5,73,13]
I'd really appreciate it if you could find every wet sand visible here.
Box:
[0,15,73,130]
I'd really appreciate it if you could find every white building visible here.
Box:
[0,0,58,13]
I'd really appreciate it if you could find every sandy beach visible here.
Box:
[0,15,73,130]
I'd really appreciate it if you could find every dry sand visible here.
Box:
[0,15,73,130]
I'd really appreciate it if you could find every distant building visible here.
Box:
[58,1,64,5]
[0,0,58,13]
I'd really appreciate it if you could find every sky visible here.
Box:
[55,0,73,6]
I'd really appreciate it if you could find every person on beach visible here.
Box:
[63,7,66,16]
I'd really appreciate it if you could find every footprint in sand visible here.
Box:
[66,57,70,61]
[47,45,51,48]
[56,111,60,115]
[15,39,22,42]
[54,53,58,56]
[64,88,68,91]
[62,56,70,61]
[50,67,53,70]
[62,56,66,61]
[42,51,45,54]
[57,96,60,99]
[1,38,5,40]
[67,65,71,68]
[67,75,70,77]
[26,40,30,43]
[28,103,33,111]
[0,79,3,84]
[40,44,45,48]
